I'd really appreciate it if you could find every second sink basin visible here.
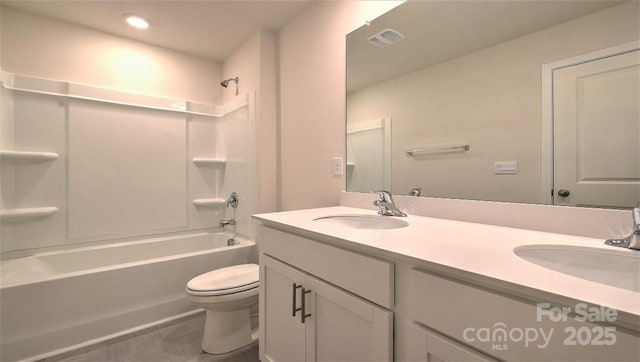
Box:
[313,214,409,230]
[515,245,640,292]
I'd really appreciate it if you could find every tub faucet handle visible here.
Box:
[227,192,239,208]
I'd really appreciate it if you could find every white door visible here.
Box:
[304,274,393,362]
[260,254,393,362]
[259,254,306,362]
[553,49,640,208]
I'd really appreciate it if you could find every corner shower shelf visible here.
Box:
[192,158,226,167]
[0,150,58,164]
[193,198,226,207]
[0,207,59,223]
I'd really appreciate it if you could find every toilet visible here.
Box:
[185,263,259,354]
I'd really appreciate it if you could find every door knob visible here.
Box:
[557,189,570,197]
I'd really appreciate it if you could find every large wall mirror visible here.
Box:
[346,0,639,209]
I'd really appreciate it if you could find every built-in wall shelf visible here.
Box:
[192,158,226,167]
[2,71,221,117]
[193,198,226,207]
[0,150,58,164]
[0,207,59,223]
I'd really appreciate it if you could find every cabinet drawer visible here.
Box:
[408,268,639,361]
[258,225,393,308]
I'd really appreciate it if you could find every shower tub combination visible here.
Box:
[0,71,259,361]
[0,231,255,362]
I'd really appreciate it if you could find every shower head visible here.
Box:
[220,77,239,88]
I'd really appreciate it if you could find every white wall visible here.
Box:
[278,1,402,211]
[347,2,640,204]
[1,6,222,104]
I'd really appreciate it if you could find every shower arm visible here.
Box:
[220,77,239,88]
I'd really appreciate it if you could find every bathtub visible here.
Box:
[0,231,255,362]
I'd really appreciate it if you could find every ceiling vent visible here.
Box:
[366,28,405,48]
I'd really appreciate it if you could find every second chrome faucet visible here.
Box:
[605,202,640,250]
[373,190,407,217]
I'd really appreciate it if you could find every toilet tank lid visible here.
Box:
[187,263,259,292]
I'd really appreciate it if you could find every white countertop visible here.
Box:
[253,206,640,328]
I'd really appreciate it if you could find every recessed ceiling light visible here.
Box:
[125,15,149,30]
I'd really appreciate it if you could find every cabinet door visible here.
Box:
[304,274,393,362]
[260,254,306,362]
[407,322,496,362]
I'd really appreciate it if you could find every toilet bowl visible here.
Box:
[185,263,259,354]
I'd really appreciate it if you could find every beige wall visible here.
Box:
[347,2,639,204]
[278,1,402,211]
[1,6,222,104]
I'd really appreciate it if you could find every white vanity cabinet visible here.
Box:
[406,267,640,362]
[255,211,640,362]
[258,225,393,362]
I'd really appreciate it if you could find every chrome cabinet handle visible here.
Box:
[292,283,302,317]
[301,287,312,323]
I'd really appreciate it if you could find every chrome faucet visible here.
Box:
[373,190,407,217]
[605,203,640,250]
[219,219,236,227]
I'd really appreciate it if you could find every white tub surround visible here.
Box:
[254,206,639,361]
[1,71,257,253]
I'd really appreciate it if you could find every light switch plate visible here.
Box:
[332,157,344,176]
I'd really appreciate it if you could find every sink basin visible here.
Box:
[313,214,409,230]
[515,245,640,292]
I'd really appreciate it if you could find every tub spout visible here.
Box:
[219,219,236,227]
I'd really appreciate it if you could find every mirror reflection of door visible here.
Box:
[346,118,391,192]
[553,49,640,208]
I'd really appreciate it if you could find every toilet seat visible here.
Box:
[186,263,259,297]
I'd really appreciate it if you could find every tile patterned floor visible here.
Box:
[38,312,259,362]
